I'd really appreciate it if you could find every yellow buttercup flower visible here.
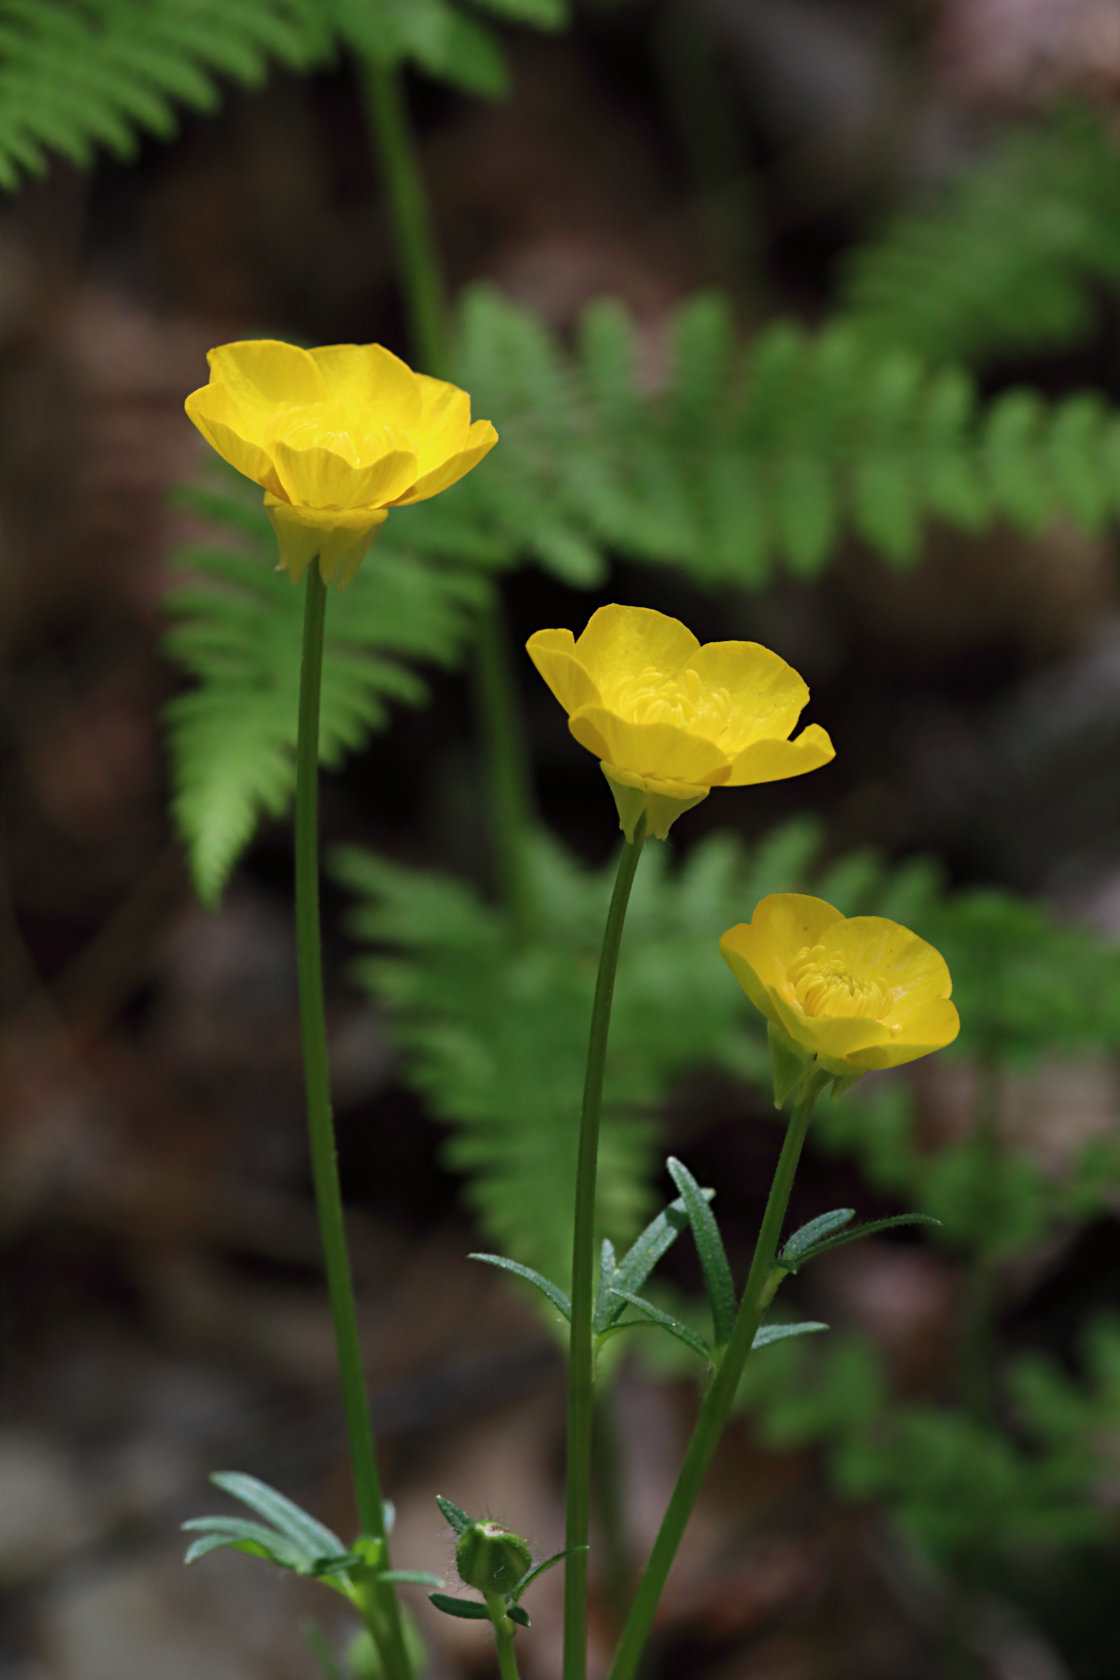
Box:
[720,894,959,1085]
[526,605,835,839]
[185,339,498,587]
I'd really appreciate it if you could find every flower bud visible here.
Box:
[455,1521,532,1597]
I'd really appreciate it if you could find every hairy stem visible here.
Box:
[296,566,412,1680]
[564,820,648,1680]
[485,1596,524,1680]
[607,1073,826,1680]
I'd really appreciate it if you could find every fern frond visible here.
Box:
[446,285,1120,588]
[163,468,484,906]
[328,0,568,101]
[334,817,1120,1276]
[840,107,1120,367]
[0,0,332,189]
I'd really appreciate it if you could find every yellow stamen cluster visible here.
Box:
[605,666,738,742]
[785,944,888,1020]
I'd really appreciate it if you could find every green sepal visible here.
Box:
[768,1021,812,1109]
[781,1211,941,1273]
[667,1157,737,1346]
[752,1321,829,1350]
[510,1547,577,1604]
[508,1604,532,1628]
[469,1252,572,1320]
[429,1593,491,1621]
[594,1187,716,1333]
[436,1495,473,1537]
[603,1288,711,1359]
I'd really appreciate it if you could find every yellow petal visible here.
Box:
[207,340,325,413]
[770,992,894,1061]
[847,998,960,1070]
[273,437,418,509]
[309,343,424,429]
[390,419,499,506]
[574,605,700,687]
[827,917,953,1022]
[265,496,388,586]
[724,724,835,786]
[721,895,844,996]
[568,706,730,784]
[526,629,602,717]
[683,641,810,752]
[413,374,473,467]
[184,383,284,496]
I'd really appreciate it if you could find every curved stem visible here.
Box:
[564,820,648,1680]
[607,1073,826,1680]
[485,1596,524,1680]
[295,567,412,1680]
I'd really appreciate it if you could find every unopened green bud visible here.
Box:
[455,1521,532,1596]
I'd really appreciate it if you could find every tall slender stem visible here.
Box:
[358,57,537,937]
[358,58,448,375]
[607,1074,826,1680]
[295,567,412,1680]
[564,820,648,1680]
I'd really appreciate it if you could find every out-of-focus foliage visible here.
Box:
[164,470,484,906]
[841,108,1120,367]
[334,818,1120,1281]
[738,1314,1120,1579]
[164,286,1120,903]
[0,0,570,191]
[0,0,331,189]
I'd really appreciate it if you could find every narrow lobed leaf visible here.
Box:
[666,1158,737,1346]
[469,1252,572,1320]
[604,1289,712,1360]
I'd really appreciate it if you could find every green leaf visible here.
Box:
[376,1569,445,1587]
[785,1213,942,1272]
[510,1547,574,1602]
[208,1471,346,1560]
[604,1288,712,1360]
[436,1496,473,1537]
[468,1253,572,1320]
[779,1209,856,1270]
[429,1592,490,1620]
[752,1321,829,1350]
[666,1157,737,1346]
[595,1189,714,1333]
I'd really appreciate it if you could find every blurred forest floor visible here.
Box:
[4,4,1120,1678]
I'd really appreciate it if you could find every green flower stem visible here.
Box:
[358,56,537,940]
[358,57,448,376]
[564,818,648,1680]
[471,584,536,942]
[607,1071,827,1680]
[295,566,412,1680]
[485,1596,523,1680]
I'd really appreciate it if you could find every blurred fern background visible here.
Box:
[5,3,1120,1678]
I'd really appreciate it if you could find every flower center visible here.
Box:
[785,944,888,1019]
[268,403,407,466]
[605,666,738,741]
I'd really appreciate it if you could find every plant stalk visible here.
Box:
[358,55,537,939]
[295,565,412,1680]
[485,1596,524,1680]
[607,1072,826,1680]
[564,819,648,1680]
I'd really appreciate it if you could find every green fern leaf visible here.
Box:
[163,467,483,906]
[840,107,1120,366]
[0,0,330,190]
